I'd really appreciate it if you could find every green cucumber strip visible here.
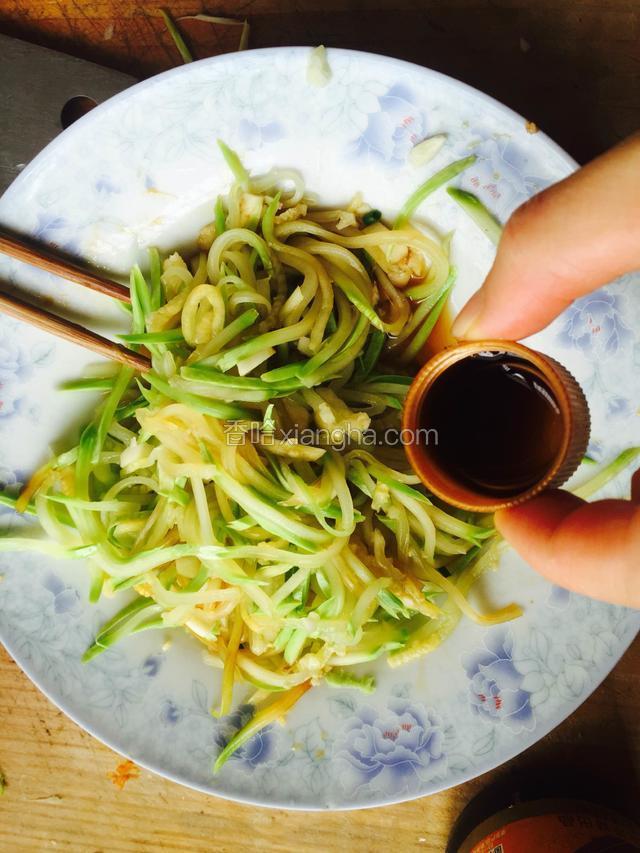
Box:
[89,568,105,603]
[213,684,309,773]
[82,596,158,661]
[92,366,135,463]
[262,403,275,434]
[60,377,116,392]
[377,589,412,620]
[573,447,640,500]
[212,330,290,373]
[399,271,455,363]
[181,562,210,592]
[160,9,193,63]
[301,315,369,386]
[215,196,226,235]
[283,628,308,664]
[75,423,97,499]
[325,669,376,693]
[240,673,285,692]
[119,330,185,345]
[352,329,386,383]
[273,626,295,652]
[83,609,165,662]
[162,483,191,507]
[331,268,383,331]
[365,374,413,385]
[143,373,251,420]
[447,187,503,245]
[149,247,163,311]
[181,367,269,389]
[315,570,331,597]
[0,492,37,516]
[111,573,148,592]
[131,265,152,323]
[210,468,328,551]
[404,274,452,303]
[194,309,260,365]
[218,139,249,190]
[261,192,281,246]
[114,396,148,421]
[394,155,477,229]
[261,363,305,384]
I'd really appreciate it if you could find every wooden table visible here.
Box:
[0,2,638,850]
[0,0,638,164]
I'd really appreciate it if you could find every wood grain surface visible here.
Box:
[0,0,639,162]
[0,641,638,851]
[0,2,639,850]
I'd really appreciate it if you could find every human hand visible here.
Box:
[452,134,640,607]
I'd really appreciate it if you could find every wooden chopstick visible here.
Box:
[0,229,150,370]
[0,288,150,371]
[0,230,131,303]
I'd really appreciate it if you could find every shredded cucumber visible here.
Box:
[447,187,503,245]
[60,377,116,392]
[394,155,477,228]
[325,668,376,692]
[3,141,534,778]
[573,447,640,500]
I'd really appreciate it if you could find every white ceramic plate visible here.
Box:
[0,48,638,810]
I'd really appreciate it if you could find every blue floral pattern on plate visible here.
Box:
[337,698,446,796]
[463,630,535,733]
[0,322,51,422]
[558,291,634,357]
[0,48,638,809]
[352,83,426,164]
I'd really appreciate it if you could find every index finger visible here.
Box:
[453,134,640,341]
[495,490,640,607]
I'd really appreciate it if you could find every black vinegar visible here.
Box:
[421,352,564,497]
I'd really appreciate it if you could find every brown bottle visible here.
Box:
[447,771,640,853]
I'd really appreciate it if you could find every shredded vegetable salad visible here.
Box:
[0,143,533,772]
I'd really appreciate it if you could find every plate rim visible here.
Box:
[1,45,581,209]
[1,45,637,811]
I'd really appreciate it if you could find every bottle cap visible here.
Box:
[402,340,590,512]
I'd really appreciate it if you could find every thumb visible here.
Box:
[494,485,640,607]
[453,134,640,341]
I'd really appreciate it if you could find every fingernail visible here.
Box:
[451,290,485,339]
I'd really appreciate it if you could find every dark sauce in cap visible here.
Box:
[420,352,564,497]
